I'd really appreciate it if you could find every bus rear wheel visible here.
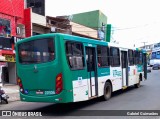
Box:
[103,82,112,101]
[135,78,141,88]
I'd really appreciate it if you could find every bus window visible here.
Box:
[134,51,142,65]
[66,41,84,70]
[110,47,120,67]
[18,38,55,64]
[134,51,139,65]
[128,50,134,66]
[139,52,143,64]
[97,45,109,67]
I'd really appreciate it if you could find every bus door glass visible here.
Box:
[143,53,147,80]
[121,51,128,86]
[86,47,98,97]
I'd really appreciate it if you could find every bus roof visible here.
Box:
[16,33,146,53]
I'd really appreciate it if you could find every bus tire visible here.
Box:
[135,77,141,88]
[103,82,112,101]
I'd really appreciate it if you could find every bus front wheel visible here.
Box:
[103,82,112,101]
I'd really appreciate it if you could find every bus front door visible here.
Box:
[121,51,128,87]
[86,47,98,97]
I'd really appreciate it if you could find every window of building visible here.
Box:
[66,41,84,70]
[128,50,134,66]
[0,37,12,50]
[27,0,45,16]
[0,18,11,37]
[110,47,120,67]
[97,45,109,67]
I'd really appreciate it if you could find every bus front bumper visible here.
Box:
[20,90,73,103]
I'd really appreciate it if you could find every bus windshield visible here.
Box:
[18,38,55,64]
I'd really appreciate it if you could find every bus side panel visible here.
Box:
[110,67,123,92]
[128,66,137,86]
[69,42,93,102]
[136,64,143,81]
[72,78,89,102]
[70,65,90,102]
[97,68,110,96]
[59,36,74,103]
[62,37,89,102]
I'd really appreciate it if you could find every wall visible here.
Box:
[31,12,46,26]
[72,10,107,30]
[0,0,25,86]
[33,25,50,34]
[24,8,32,37]
[71,22,97,38]
[0,0,24,18]
[72,10,99,30]
[98,11,107,29]
[8,62,16,84]
[0,0,24,36]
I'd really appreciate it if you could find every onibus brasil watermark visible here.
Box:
[1,111,42,117]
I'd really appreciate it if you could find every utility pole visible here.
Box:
[142,42,147,49]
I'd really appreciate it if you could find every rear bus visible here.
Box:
[16,34,73,103]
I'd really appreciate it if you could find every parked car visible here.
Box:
[152,64,160,70]
[147,66,151,73]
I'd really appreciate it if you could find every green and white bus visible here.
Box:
[15,33,147,103]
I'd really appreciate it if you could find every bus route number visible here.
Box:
[45,91,55,95]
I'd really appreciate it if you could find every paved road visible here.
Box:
[1,70,160,119]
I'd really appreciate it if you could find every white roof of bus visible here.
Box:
[108,42,136,50]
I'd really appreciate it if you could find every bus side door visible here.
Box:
[85,47,98,97]
[121,51,129,87]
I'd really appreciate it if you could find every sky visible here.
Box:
[46,0,160,47]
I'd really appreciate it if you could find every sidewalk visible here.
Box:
[2,84,20,102]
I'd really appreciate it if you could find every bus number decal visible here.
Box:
[45,91,55,95]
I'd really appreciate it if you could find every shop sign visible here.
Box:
[0,56,5,61]
[0,62,7,66]
[13,36,23,44]
[4,55,15,62]
[0,37,12,50]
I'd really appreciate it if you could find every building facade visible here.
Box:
[0,0,25,86]
[72,10,108,40]
[24,0,49,37]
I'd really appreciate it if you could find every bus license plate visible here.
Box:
[36,91,44,95]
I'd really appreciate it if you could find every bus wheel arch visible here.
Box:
[135,73,142,88]
[103,80,112,101]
